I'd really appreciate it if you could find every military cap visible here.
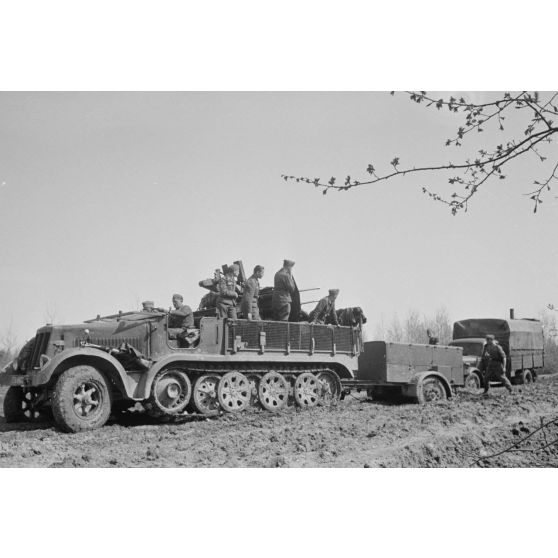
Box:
[172,293,183,301]
[142,300,155,307]
[328,289,340,296]
[283,259,295,267]
[485,334,495,340]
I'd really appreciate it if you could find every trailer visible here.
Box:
[449,317,544,388]
[342,341,464,403]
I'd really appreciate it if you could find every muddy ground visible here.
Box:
[1,376,558,467]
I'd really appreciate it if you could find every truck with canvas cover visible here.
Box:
[345,341,464,403]
[449,318,544,389]
[0,310,362,432]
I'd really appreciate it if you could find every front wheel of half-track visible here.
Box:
[52,365,112,432]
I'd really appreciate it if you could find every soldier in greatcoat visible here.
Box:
[309,289,340,325]
[241,265,264,320]
[271,260,297,321]
[479,334,513,394]
[216,264,240,319]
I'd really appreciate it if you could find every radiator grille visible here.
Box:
[30,331,51,369]
[74,336,144,351]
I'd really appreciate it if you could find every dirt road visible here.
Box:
[1,376,558,467]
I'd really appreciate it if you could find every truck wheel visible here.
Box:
[522,369,533,385]
[465,373,481,391]
[259,371,289,412]
[294,373,320,408]
[417,377,447,404]
[52,365,112,433]
[218,372,251,413]
[316,369,342,406]
[146,369,192,418]
[192,374,221,416]
[3,386,26,423]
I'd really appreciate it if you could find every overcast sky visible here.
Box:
[1,92,557,343]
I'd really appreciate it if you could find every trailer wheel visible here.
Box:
[52,365,112,432]
[259,371,289,412]
[218,372,251,413]
[417,376,447,404]
[464,372,481,391]
[192,374,221,416]
[522,369,533,385]
[316,369,342,406]
[294,373,320,408]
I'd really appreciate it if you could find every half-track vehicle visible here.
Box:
[449,316,544,389]
[0,311,362,432]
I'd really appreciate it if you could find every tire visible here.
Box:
[464,372,481,391]
[416,376,447,404]
[52,365,112,433]
[315,369,342,406]
[3,386,26,423]
[522,369,533,385]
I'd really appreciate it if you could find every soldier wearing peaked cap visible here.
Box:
[479,334,513,394]
[309,289,340,325]
[272,260,297,321]
[241,265,264,320]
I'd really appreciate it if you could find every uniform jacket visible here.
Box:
[216,275,238,306]
[168,304,194,330]
[240,275,260,316]
[309,296,338,325]
[480,342,506,372]
[272,268,296,306]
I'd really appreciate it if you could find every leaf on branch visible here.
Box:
[367,164,375,175]
[323,189,328,195]
[345,175,351,186]
[328,177,336,186]
[391,157,400,167]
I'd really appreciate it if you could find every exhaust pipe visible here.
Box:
[510,308,515,319]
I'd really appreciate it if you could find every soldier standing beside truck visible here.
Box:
[479,334,513,394]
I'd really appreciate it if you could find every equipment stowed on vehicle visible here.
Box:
[0,311,363,432]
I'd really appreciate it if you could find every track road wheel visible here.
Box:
[294,373,320,408]
[218,372,251,413]
[52,365,112,432]
[192,375,220,416]
[259,372,289,412]
[465,372,481,391]
[416,376,447,404]
[316,369,342,406]
[522,369,533,385]
[146,369,192,418]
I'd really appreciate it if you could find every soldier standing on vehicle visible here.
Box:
[479,334,513,394]
[309,289,340,325]
[241,265,264,320]
[168,294,194,343]
[272,259,297,321]
[216,264,240,319]
[426,328,439,345]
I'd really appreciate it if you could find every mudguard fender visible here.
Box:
[33,348,137,399]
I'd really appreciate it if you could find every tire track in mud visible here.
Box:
[1,376,558,467]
